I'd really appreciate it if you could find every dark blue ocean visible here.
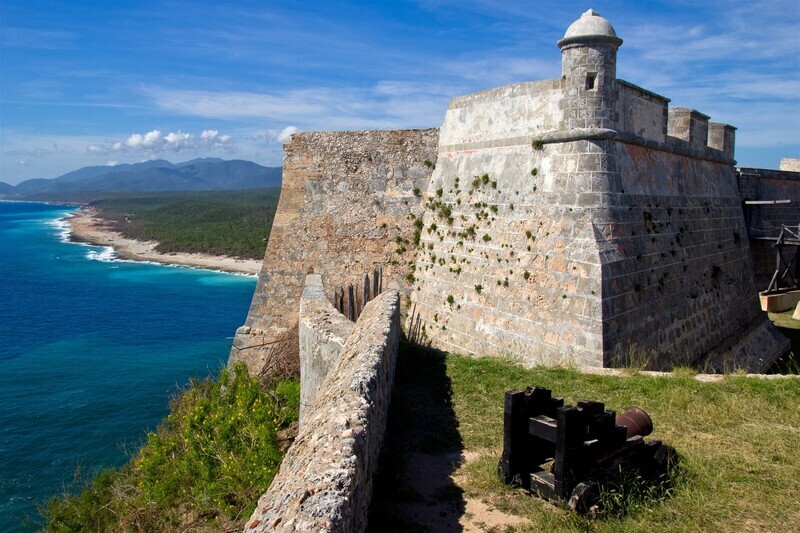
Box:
[0,201,257,531]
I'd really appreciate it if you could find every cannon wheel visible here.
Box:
[567,481,600,515]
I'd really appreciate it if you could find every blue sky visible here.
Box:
[1,0,798,184]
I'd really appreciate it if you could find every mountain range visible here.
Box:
[0,158,282,199]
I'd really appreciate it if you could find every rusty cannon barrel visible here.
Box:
[616,406,653,438]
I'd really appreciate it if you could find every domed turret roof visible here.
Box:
[558,9,623,48]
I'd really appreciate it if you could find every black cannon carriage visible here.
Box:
[498,386,677,514]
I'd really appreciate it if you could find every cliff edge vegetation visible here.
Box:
[42,364,299,532]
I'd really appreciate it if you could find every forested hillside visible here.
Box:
[91,188,281,259]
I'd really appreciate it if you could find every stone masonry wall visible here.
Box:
[599,143,766,368]
[297,274,354,423]
[616,81,669,142]
[781,158,800,172]
[230,129,437,376]
[411,83,607,366]
[410,73,787,370]
[244,289,401,532]
[738,167,800,288]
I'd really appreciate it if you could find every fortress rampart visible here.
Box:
[229,129,437,375]
[231,9,798,376]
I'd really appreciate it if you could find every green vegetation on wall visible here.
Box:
[92,188,281,259]
[43,364,299,532]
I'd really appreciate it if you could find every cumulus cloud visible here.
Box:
[87,129,234,156]
[276,126,299,142]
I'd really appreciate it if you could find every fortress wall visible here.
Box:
[410,84,609,365]
[738,167,800,288]
[245,289,400,532]
[408,77,785,370]
[599,142,764,368]
[230,129,438,376]
[410,140,605,365]
[615,81,669,143]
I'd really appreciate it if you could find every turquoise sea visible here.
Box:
[0,201,257,531]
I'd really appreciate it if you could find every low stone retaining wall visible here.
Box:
[245,279,401,532]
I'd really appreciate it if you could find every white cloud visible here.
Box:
[146,83,452,131]
[87,129,235,156]
[1,132,115,184]
[276,126,299,142]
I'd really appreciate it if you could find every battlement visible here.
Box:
[552,9,736,162]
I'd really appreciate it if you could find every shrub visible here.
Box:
[43,365,299,531]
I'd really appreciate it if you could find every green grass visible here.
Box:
[42,364,299,532]
[90,188,281,259]
[768,308,800,371]
[769,308,800,330]
[375,344,800,532]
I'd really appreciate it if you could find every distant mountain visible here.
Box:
[174,157,224,167]
[2,159,281,199]
[48,159,176,184]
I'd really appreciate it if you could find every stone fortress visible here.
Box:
[231,9,799,377]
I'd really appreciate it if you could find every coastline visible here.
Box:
[67,207,262,276]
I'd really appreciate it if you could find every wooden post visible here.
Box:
[553,406,582,499]
[347,284,355,321]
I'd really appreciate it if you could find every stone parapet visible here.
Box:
[298,274,355,424]
[245,288,401,532]
[708,123,736,158]
[781,158,800,172]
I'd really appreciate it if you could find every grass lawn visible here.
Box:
[769,308,800,331]
[768,308,799,371]
[371,343,800,532]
